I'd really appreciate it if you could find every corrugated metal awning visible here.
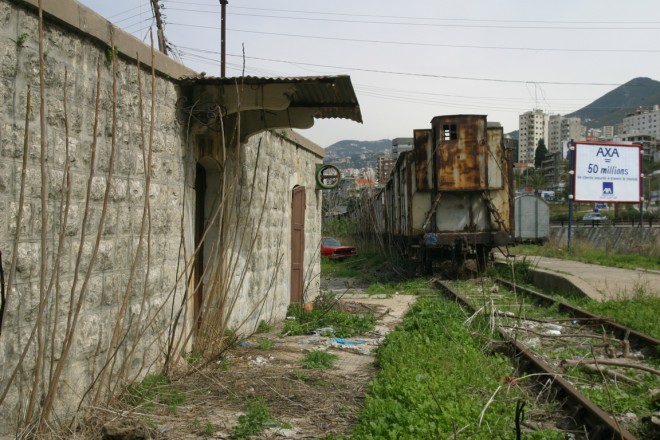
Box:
[178,75,362,142]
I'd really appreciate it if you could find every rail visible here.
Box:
[433,278,642,440]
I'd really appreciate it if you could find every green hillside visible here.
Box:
[566,77,660,128]
[323,139,391,170]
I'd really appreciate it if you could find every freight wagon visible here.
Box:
[371,115,514,272]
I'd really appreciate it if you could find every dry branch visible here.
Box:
[563,362,640,385]
[562,359,660,376]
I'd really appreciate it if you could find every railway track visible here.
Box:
[433,277,660,440]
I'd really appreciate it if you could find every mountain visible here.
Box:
[566,77,660,128]
[322,77,660,170]
[323,139,391,170]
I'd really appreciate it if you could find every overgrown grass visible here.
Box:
[351,298,563,439]
[124,374,185,414]
[513,242,660,270]
[569,291,660,340]
[230,397,284,439]
[493,260,660,339]
[257,339,274,350]
[283,292,376,338]
[301,350,337,369]
[366,277,432,296]
[321,250,388,280]
[256,320,271,333]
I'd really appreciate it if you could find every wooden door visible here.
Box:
[290,186,306,303]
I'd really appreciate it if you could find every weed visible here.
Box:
[219,358,231,371]
[256,319,271,333]
[230,398,277,439]
[15,32,28,47]
[350,298,560,439]
[282,292,376,338]
[489,258,535,284]
[204,421,216,436]
[367,277,431,296]
[104,45,118,66]
[192,419,216,436]
[301,350,337,369]
[567,291,660,340]
[181,350,202,366]
[257,339,273,350]
[513,241,660,271]
[292,369,310,381]
[124,374,185,414]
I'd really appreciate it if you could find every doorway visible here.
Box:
[290,186,306,303]
[194,159,223,329]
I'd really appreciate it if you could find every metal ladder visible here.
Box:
[481,191,508,232]
[422,192,442,231]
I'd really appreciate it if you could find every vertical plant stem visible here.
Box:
[0,250,3,335]
[26,0,49,424]
[0,86,31,408]
[47,69,72,383]
[39,31,118,426]
[91,32,124,405]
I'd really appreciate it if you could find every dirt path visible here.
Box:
[92,290,416,439]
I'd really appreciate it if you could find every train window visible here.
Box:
[442,124,457,141]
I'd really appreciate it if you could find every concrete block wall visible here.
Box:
[225,130,322,331]
[0,0,193,434]
[0,1,326,435]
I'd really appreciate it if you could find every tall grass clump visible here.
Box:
[351,298,562,439]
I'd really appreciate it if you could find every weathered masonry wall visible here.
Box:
[0,0,324,435]
[226,130,322,330]
[0,0,194,435]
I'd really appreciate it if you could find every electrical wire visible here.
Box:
[165,9,660,30]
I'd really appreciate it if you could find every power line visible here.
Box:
[184,49,631,87]
[175,47,617,111]
[224,28,660,54]
[177,45,644,88]
[166,21,658,53]
[164,8,660,30]
[165,2,660,26]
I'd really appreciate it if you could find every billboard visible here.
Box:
[573,142,641,203]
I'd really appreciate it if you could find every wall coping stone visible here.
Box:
[14,0,197,79]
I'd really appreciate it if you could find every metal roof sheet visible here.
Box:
[179,75,362,124]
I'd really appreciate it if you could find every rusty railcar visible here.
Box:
[379,114,514,271]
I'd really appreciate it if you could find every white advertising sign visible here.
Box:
[574,142,641,203]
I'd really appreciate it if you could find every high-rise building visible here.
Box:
[518,110,548,164]
[377,156,396,185]
[392,137,413,160]
[622,106,660,161]
[623,105,660,139]
[548,115,584,154]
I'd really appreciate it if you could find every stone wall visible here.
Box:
[0,0,324,435]
[0,0,193,434]
[225,130,322,331]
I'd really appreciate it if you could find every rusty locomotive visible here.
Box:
[363,114,514,272]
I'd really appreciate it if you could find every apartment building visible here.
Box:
[518,109,549,164]
[622,106,660,161]
[548,115,584,154]
[623,105,660,138]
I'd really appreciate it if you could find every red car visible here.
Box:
[321,237,357,260]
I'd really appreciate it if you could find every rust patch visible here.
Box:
[413,129,432,191]
[432,115,487,191]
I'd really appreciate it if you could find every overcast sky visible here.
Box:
[77,0,660,148]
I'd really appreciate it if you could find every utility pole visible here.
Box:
[151,0,168,55]
[220,0,228,77]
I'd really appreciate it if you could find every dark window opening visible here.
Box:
[442,124,457,141]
